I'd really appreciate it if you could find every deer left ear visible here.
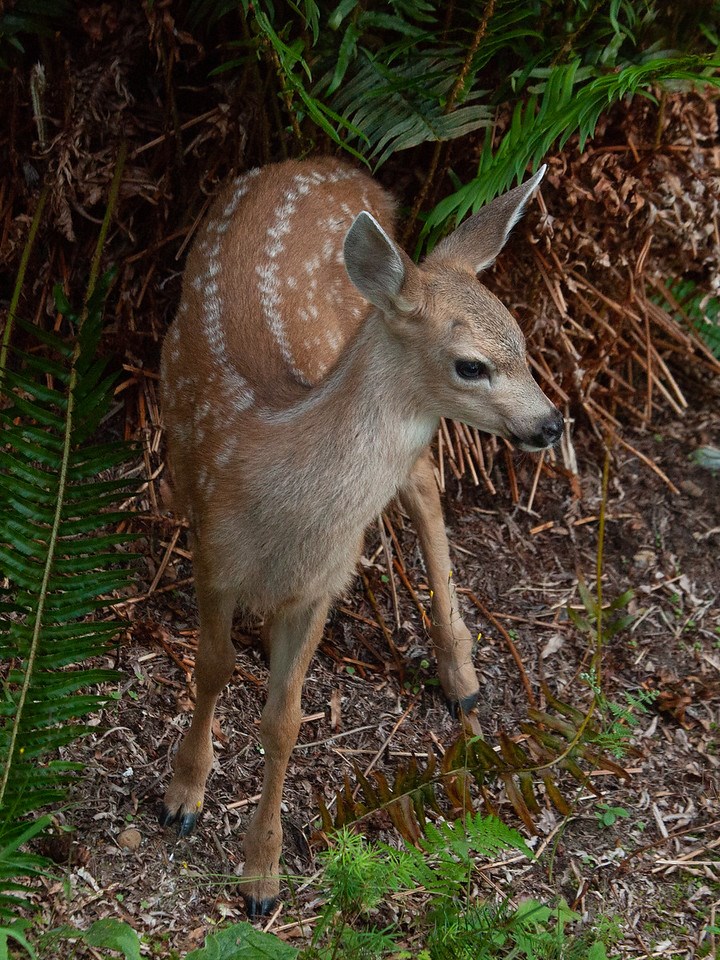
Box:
[428,165,546,274]
[344,212,421,314]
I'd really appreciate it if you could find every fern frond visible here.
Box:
[0,152,135,942]
[329,49,492,168]
[420,53,720,250]
[0,272,136,820]
[655,278,720,358]
[319,693,630,843]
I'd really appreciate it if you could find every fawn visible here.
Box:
[159,156,563,916]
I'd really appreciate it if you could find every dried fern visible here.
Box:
[317,690,631,845]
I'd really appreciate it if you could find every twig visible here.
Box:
[148,527,181,595]
[0,185,49,385]
[392,558,432,630]
[526,450,545,514]
[362,699,418,777]
[360,571,402,671]
[466,591,537,708]
[378,516,401,631]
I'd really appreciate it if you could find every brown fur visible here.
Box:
[159,157,562,913]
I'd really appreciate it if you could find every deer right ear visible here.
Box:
[428,165,546,274]
[344,212,417,314]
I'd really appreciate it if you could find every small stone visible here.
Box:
[679,480,704,498]
[633,548,656,568]
[117,828,141,851]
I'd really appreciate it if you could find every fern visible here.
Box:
[318,690,630,846]
[0,0,73,67]
[328,48,493,167]
[655,278,720,359]
[187,1,720,197]
[419,53,720,249]
[0,153,135,950]
[0,274,132,815]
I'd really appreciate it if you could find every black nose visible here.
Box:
[541,410,564,446]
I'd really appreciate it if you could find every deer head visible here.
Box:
[344,166,563,451]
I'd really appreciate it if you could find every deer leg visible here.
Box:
[399,449,481,716]
[241,596,329,918]
[160,576,236,836]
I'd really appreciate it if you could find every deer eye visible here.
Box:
[455,359,489,381]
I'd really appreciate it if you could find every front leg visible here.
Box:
[399,448,481,716]
[241,596,330,918]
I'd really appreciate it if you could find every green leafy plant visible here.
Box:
[0,0,73,67]
[183,0,720,250]
[419,53,720,249]
[174,817,614,959]
[595,803,630,828]
[655,278,720,359]
[0,151,135,955]
[29,815,617,958]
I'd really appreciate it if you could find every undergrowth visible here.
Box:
[0,2,712,956]
[36,818,619,959]
[0,152,134,955]
[178,0,720,248]
[656,278,720,359]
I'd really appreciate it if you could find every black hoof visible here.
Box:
[446,689,481,719]
[244,895,278,919]
[159,804,198,837]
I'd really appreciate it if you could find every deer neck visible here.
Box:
[256,311,438,521]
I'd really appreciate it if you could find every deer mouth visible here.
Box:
[508,411,564,452]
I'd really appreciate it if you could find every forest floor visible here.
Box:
[2,9,718,956]
[33,407,719,958]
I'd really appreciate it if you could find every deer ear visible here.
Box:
[344,212,418,313]
[428,165,546,274]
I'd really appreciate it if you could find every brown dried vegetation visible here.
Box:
[1,3,719,957]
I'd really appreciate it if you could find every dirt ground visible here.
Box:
[2,6,718,955]
[31,401,719,958]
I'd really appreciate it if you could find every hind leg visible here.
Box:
[241,596,329,917]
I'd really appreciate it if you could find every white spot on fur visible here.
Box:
[215,444,235,468]
[226,372,255,411]
[192,171,259,410]
[196,400,211,422]
[174,421,191,444]
[258,172,337,385]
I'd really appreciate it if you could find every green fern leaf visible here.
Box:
[0,259,136,924]
[329,49,492,167]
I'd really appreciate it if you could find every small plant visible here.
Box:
[595,804,630,829]
[160,815,616,959]
[656,278,720,360]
